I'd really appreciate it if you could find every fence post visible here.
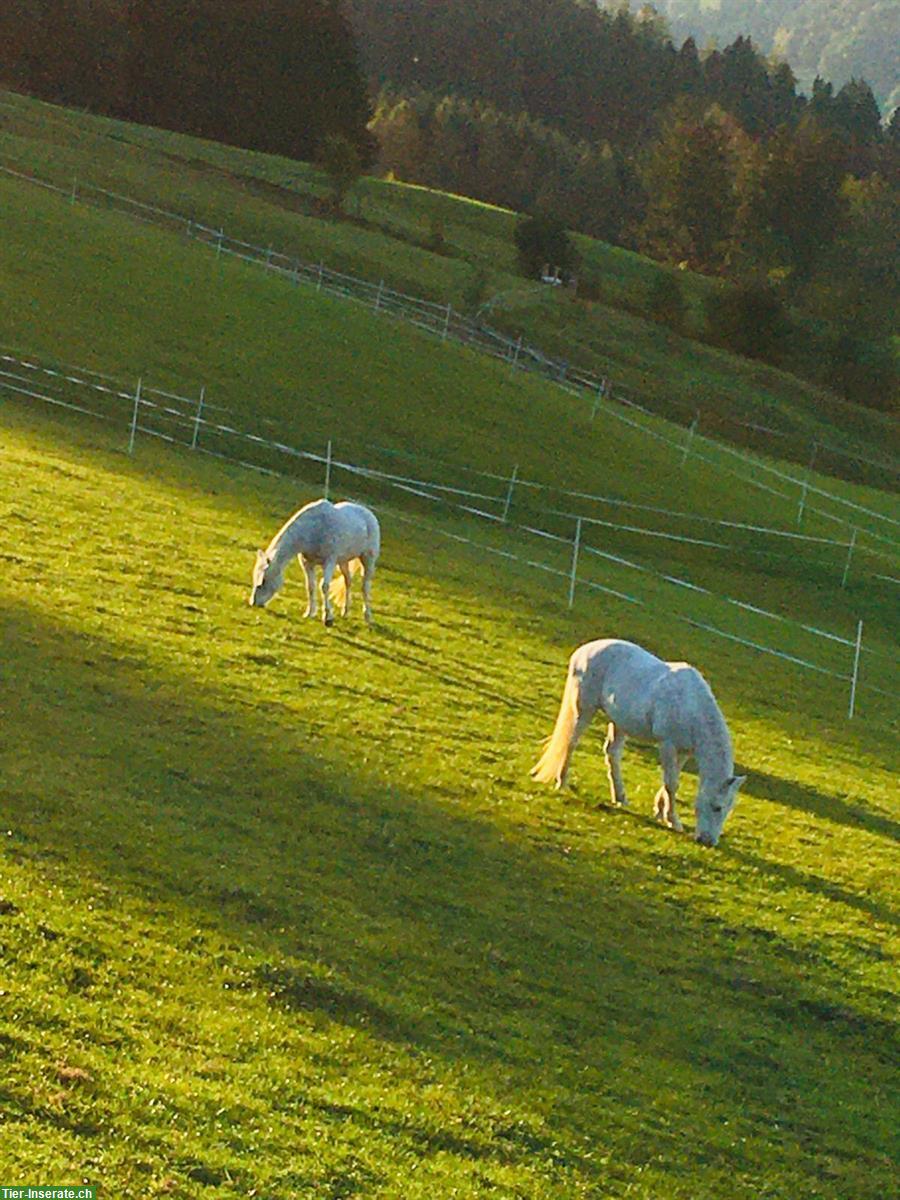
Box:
[127,378,142,455]
[797,441,818,525]
[841,529,857,589]
[502,464,519,522]
[191,386,206,451]
[442,302,452,341]
[374,279,384,312]
[324,439,332,500]
[70,177,77,206]
[847,618,863,719]
[216,228,224,257]
[568,517,582,609]
[680,414,699,467]
[293,260,300,287]
[512,335,522,367]
[591,377,607,423]
[317,262,324,292]
[265,246,273,271]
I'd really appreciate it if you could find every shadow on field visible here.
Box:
[722,845,898,928]
[2,604,896,1189]
[740,766,900,844]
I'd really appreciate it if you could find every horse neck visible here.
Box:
[269,508,316,569]
[691,693,734,786]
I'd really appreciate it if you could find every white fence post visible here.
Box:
[442,303,452,341]
[681,414,699,467]
[848,618,864,719]
[512,335,522,367]
[797,441,818,525]
[591,377,607,423]
[317,262,324,292]
[70,177,77,206]
[568,517,582,609]
[324,439,332,499]
[841,529,858,589]
[191,386,206,450]
[216,228,224,257]
[502,464,519,522]
[127,378,142,454]
[374,279,384,312]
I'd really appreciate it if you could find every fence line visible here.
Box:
[1,157,898,530]
[4,349,897,576]
[1,92,895,480]
[4,345,899,598]
[2,348,897,621]
[3,350,895,712]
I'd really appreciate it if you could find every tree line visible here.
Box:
[0,0,374,164]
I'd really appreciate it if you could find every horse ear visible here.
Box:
[256,549,267,565]
[729,774,747,791]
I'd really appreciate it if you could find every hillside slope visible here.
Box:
[2,399,897,1198]
[1,88,897,488]
[1,82,898,1198]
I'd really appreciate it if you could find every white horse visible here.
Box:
[531,638,745,846]
[249,499,380,626]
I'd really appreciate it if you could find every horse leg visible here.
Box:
[320,558,336,626]
[360,553,376,625]
[339,562,353,616]
[654,742,683,832]
[301,556,318,619]
[604,722,628,807]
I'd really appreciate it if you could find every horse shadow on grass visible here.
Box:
[738,764,900,844]
[3,604,897,1193]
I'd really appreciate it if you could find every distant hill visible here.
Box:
[629,1,899,116]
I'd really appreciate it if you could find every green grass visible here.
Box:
[1,87,897,484]
[1,402,897,1199]
[0,89,897,1198]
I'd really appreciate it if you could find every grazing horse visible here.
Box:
[531,638,745,846]
[249,499,380,626]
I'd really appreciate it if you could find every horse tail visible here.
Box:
[531,664,581,789]
[329,559,362,606]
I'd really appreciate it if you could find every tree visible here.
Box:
[736,116,849,285]
[124,0,374,164]
[514,211,577,280]
[637,103,743,272]
[317,134,363,212]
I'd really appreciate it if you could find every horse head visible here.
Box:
[249,549,282,607]
[694,774,746,847]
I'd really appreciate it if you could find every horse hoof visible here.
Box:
[324,616,334,628]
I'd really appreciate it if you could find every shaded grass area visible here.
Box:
[1,407,897,1198]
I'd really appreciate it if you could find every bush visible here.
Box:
[514,212,577,281]
[825,332,899,411]
[316,133,363,213]
[646,271,686,331]
[704,281,791,362]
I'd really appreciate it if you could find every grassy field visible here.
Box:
[1,87,897,483]
[0,90,898,1198]
[1,401,897,1199]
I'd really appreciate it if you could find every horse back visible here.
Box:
[574,639,669,737]
[334,502,380,558]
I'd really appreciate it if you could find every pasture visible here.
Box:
[1,400,897,1199]
[1,86,897,478]
[0,92,897,1198]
